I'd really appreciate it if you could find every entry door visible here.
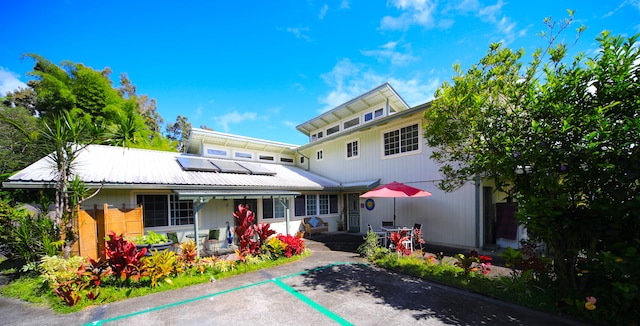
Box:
[347,193,360,233]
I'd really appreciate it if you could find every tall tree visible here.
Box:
[0,102,40,177]
[38,110,102,258]
[423,14,639,313]
[166,115,192,152]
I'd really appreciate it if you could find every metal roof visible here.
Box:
[3,144,341,191]
[295,83,411,136]
[186,128,299,155]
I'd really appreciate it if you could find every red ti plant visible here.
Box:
[388,230,412,256]
[105,231,147,283]
[276,234,306,257]
[233,204,256,255]
[233,204,276,256]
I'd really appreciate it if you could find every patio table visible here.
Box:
[186,231,208,253]
[381,226,414,251]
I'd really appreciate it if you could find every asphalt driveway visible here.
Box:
[0,233,590,325]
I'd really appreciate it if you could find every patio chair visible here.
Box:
[368,224,386,246]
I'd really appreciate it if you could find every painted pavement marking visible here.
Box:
[87,262,362,326]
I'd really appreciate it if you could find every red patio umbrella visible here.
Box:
[360,181,432,226]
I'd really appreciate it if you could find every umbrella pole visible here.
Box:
[393,198,396,226]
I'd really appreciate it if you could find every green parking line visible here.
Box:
[273,278,353,325]
[87,262,363,325]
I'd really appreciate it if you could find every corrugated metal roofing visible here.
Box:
[4,144,341,191]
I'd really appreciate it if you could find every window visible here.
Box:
[327,125,340,135]
[234,151,253,159]
[384,123,419,156]
[206,148,228,157]
[310,131,323,142]
[306,195,317,216]
[316,150,323,161]
[259,155,274,161]
[137,194,194,228]
[343,117,359,129]
[280,157,294,164]
[294,194,339,216]
[319,195,329,214]
[346,140,359,159]
[262,198,285,219]
[300,156,305,164]
[364,108,384,122]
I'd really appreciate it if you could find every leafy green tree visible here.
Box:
[166,115,192,152]
[0,101,40,178]
[424,14,639,317]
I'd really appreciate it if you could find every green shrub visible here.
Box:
[143,250,179,287]
[0,201,62,264]
[39,255,85,286]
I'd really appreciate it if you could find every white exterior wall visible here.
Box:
[82,189,305,241]
[299,113,480,248]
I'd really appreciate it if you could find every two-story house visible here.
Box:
[3,83,522,253]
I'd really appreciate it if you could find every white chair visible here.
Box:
[368,224,387,247]
[401,229,413,252]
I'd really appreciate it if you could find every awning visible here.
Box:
[340,179,380,191]
[174,189,301,201]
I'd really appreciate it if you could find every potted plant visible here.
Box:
[133,231,173,255]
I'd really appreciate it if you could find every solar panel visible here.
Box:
[237,161,277,176]
[210,159,251,174]
[177,156,220,172]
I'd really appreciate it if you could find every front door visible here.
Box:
[347,193,360,233]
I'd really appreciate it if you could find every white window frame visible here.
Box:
[364,108,385,123]
[326,125,340,136]
[346,139,359,160]
[233,151,253,160]
[316,149,324,161]
[136,193,194,228]
[262,198,286,219]
[343,117,359,130]
[280,155,295,164]
[206,148,229,158]
[382,122,422,159]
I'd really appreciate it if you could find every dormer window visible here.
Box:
[364,108,385,123]
[327,125,340,135]
[343,117,359,130]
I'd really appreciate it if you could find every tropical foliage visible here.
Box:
[423,13,639,323]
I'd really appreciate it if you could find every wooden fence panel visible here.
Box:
[76,204,144,260]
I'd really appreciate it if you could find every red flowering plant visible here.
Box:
[233,204,275,256]
[104,231,147,283]
[276,234,306,258]
[388,230,412,256]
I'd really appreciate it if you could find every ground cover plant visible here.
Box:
[358,230,634,325]
[0,228,308,313]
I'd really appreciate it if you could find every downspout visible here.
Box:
[278,198,291,235]
[474,176,481,249]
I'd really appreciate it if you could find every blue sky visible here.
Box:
[1,1,639,145]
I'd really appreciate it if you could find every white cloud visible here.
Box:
[361,41,418,66]
[388,76,440,106]
[286,27,311,41]
[477,0,504,22]
[319,4,329,19]
[213,111,257,132]
[318,58,438,111]
[0,67,28,95]
[339,0,350,10]
[381,0,438,30]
